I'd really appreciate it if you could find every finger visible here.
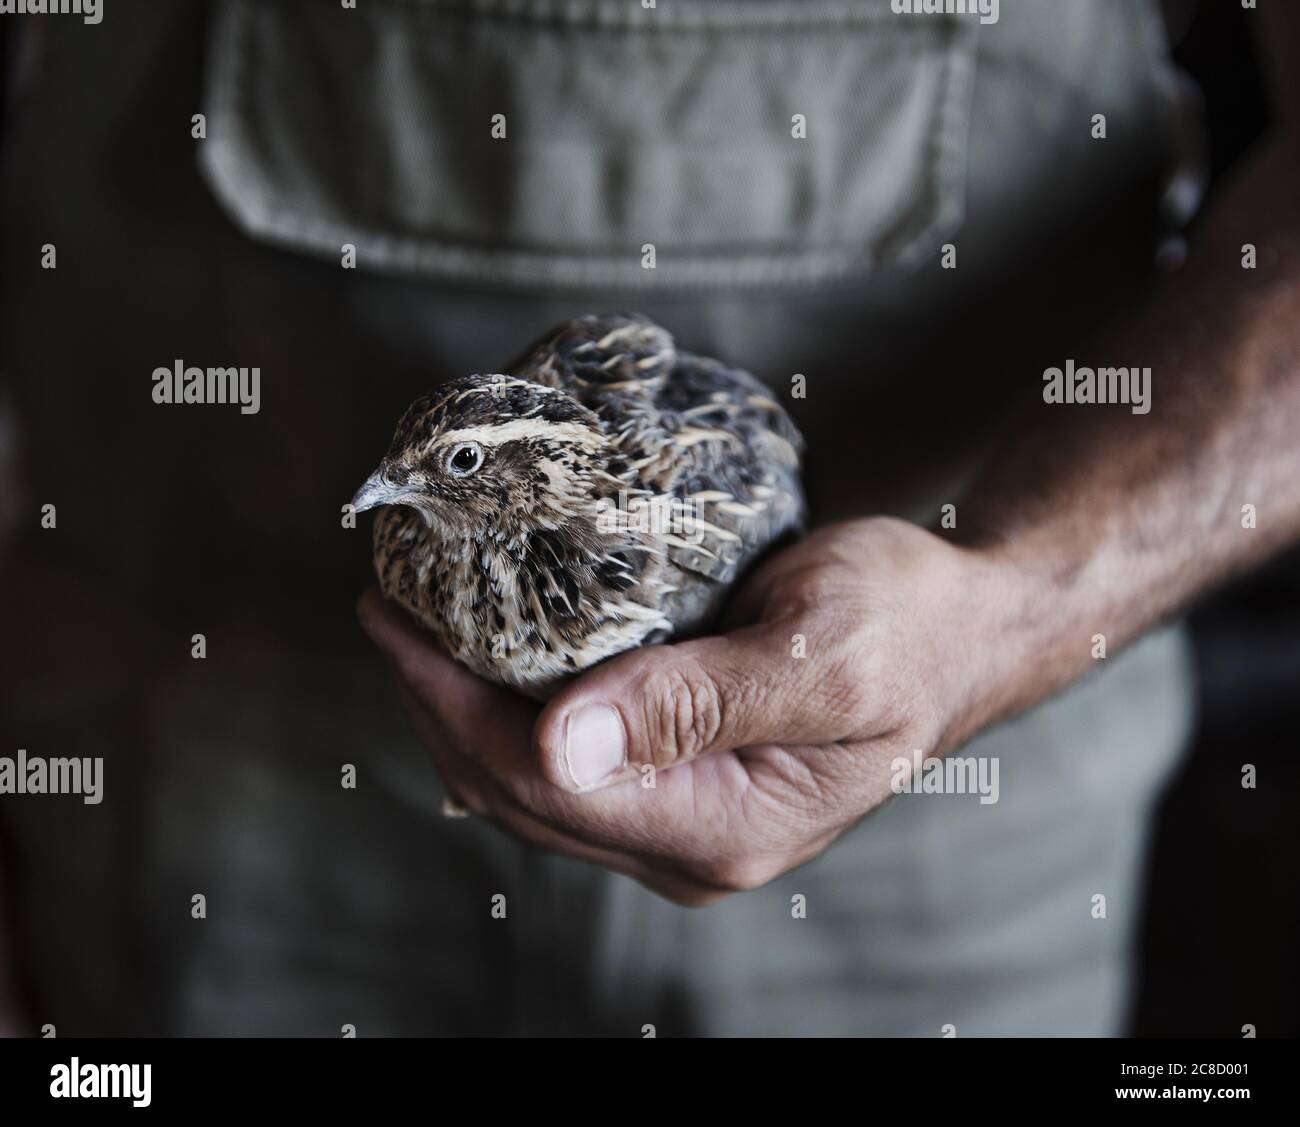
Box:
[392,678,490,815]
[362,589,670,835]
[440,796,471,819]
[362,592,740,901]
[716,553,804,633]
[717,525,854,633]
[394,678,699,894]
[535,620,863,793]
[357,588,538,769]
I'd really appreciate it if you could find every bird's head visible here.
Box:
[352,376,615,538]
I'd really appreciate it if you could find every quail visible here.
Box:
[352,314,806,699]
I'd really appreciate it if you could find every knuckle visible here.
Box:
[765,575,823,621]
[771,566,848,621]
[668,886,728,909]
[818,647,868,726]
[692,855,775,895]
[639,662,725,764]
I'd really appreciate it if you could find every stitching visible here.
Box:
[378,0,904,32]
[196,0,976,290]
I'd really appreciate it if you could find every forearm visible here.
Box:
[954,134,1300,736]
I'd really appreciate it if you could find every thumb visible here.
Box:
[535,622,856,793]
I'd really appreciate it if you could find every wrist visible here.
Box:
[937,533,1103,753]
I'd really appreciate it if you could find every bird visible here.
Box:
[351,313,805,699]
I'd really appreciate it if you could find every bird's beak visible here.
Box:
[351,466,415,513]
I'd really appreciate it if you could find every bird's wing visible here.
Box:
[638,355,806,586]
[509,315,804,588]
[504,314,675,410]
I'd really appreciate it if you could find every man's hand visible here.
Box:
[359,517,1024,906]
[360,3,1300,908]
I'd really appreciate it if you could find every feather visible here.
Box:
[357,314,806,698]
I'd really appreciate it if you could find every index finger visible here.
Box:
[356,588,539,769]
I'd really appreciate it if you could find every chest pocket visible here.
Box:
[199,0,977,290]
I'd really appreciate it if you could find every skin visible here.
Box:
[360,9,1300,907]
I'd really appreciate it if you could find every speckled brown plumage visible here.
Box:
[352,314,805,698]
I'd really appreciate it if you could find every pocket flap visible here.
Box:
[199,0,977,288]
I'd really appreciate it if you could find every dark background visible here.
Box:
[1132,0,1299,1037]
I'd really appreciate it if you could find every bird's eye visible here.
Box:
[447,442,484,476]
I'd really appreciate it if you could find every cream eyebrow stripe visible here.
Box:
[434,418,609,451]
